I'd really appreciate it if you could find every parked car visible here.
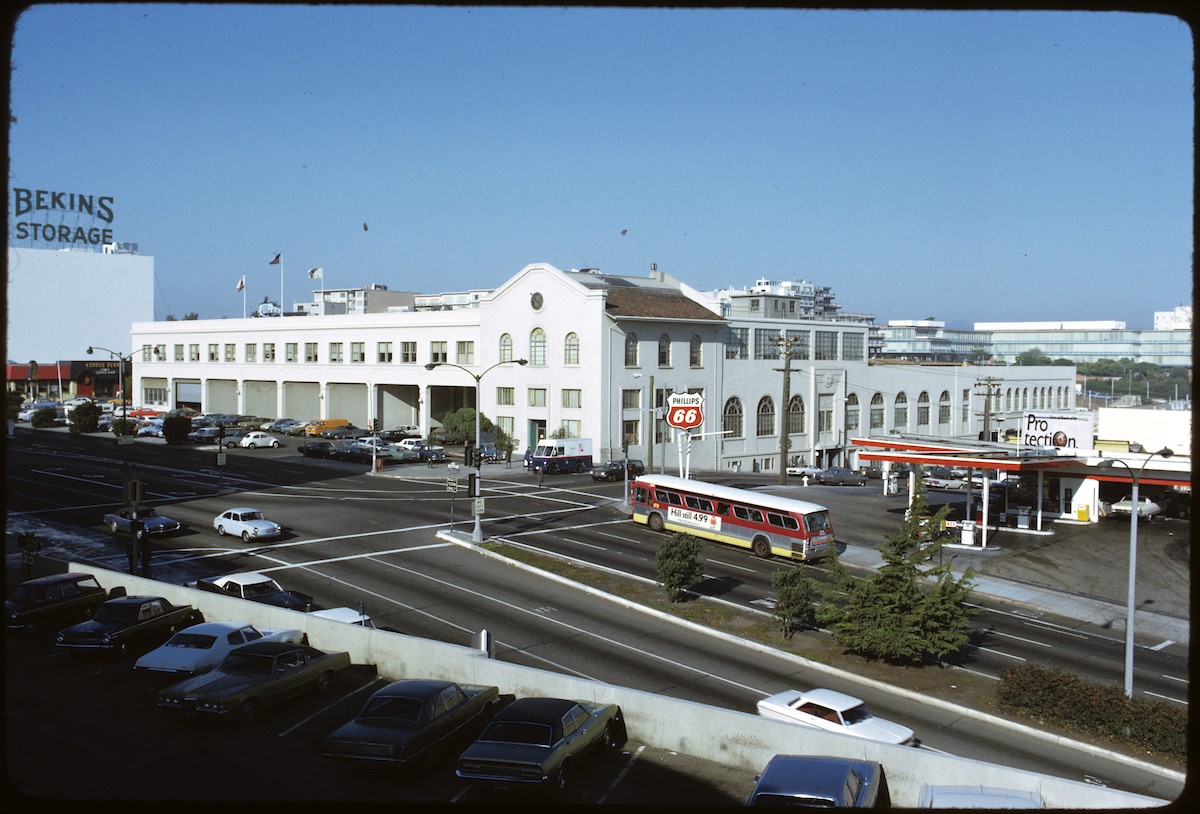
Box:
[322,679,508,765]
[134,621,305,677]
[213,508,282,542]
[102,506,183,538]
[309,607,382,629]
[187,426,223,444]
[136,419,165,437]
[456,696,626,793]
[756,688,917,746]
[786,465,823,478]
[235,416,268,429]
[239,431,280,449]
[331,441,375,463]
[219,428,249,447]
[55,595,202,657]
[185,572,315,612]
[917,784,1045,808]
[299,440,338,459]
[285,421,315,436]
[747,755,891,808]
[6,573,110,635]
[1109,495,1163,520]
[590,459,646,482]
[816,467,868,487]
[321,425,367,440]
[157,640,352,723]
[18,401,61,421]
[266,418,297,432]
[397,439,446,461]
[379,425,421,440]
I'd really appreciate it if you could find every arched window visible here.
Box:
[1022,387,1029,409]
[689,335,702,367]
[1006,388,1013,411]
[870,393,884,429]
[756,396,775,437]
[499,333,513,363]
[530,328,547,366]
[894,392,908,430]
[938,390,951,424]
[658,333,672,367]
[845,394,860,431]
[723,397,743,439]
[917,391,930,426]
[624,333,639,367]
[788,395,805,434]
[564,333,580,366]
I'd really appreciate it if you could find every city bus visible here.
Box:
[629,474,834,562]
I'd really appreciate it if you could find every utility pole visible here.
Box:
[775,336,799,485]
[974,377,1001,442]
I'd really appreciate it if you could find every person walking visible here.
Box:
[536,465,545,488]
[523,448,532,471]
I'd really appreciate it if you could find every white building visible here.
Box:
[128,263,1077,474]
[1154,305,1192,331]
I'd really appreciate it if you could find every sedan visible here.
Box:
[456,696,626,793]
[239,431,280,449]
[213,508,282,542]
[755,688,917,746]
[284,421,315,437]
[815,468,868,487]
[323,679,507,765]
[56,595,202,657]
[746,755,891,808]
[134,621,305,677]
[187,426,223,444]
[157,640,351,724]
[1110,495,1162,520]
[785,465,823,478]
[102,506,183,538]
[299,440,338,459]
[6,573,110,635]
[590,459,646,482]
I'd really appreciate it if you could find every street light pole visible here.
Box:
[425,358,528,543]
[1098,447,1174,697]
[87,345,132,417]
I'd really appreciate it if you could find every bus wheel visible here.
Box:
[647,513,665,532]
[752,537,771,558]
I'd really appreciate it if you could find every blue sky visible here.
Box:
[8,5,1193,328]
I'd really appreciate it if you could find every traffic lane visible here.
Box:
[3,619,755,804]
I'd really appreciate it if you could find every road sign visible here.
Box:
[473,497,485,515]
[447,477,459,493]
[665,393,705,430]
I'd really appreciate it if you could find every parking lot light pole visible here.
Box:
[425,358,528,543]
[87,345,133,417]
[1097,446,1173,697]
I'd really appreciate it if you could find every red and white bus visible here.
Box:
[629,474,834,562]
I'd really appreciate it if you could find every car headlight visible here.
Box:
[56,632,65,642]
[101,634,112,644]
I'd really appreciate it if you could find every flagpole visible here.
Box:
[243,279,247,318]
[279,258,284,317]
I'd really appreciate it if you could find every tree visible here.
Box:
[655,532,706,602]
[162,415,192,445]
[1014,348,1052,366]
[68,401,101,434]
[826,483,976,665]
[549,425,574,439]
[772,567,819,637]
[436,407,494,444]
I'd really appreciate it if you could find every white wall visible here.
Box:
[1098,407,1192,453]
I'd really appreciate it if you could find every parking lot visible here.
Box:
[4,620,758,804]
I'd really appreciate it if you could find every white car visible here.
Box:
[309,607,378,628]
[213,508,282,542]
[239,431,280,449]
[755,688,917,746]
[133,621,304,677]
[785,465,823,478]
[1109,495,1162,520]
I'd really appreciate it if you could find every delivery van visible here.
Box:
[304,418,350,436]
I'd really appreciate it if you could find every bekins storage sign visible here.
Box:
[1022,411,1095,449]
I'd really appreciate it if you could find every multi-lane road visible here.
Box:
[5,429,1187,801]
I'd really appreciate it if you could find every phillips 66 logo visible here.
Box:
[665,393,705,431]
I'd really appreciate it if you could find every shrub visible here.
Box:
[30,407,58,428]
[69,401,101,434]
[162,416,192,445]
[655,532,706,602]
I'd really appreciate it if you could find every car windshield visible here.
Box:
[219,652,275,675]
[478,720,553,747]
[359,696,423,724]
[840,703,874,725]
[241,581,282,598]
[165,633,217,649]
[94,603,141,622]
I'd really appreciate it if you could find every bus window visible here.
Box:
[633,486,648,503]
[734,506,764,523]
[716,502,730,515]
[804,511,832,532]
[684,496,715,512]
[767,512,799,531]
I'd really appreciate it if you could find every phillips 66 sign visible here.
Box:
[665,393,705,431]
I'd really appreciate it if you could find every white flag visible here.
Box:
[236,274,245,292]
[308,266,323,280]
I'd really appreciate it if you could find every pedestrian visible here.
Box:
[523,448,532,471]
[537,465,545,488]
[140,539,152,574]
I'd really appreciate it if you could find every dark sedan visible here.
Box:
[746,755,890,807]
[299,440,338,459]
[815,467,868,486]
[323,679,509,766]
[6,573,110,635]
[456,696,626,794]
[320,426,368,440]
[102,506,183,538]
[590,459,646,482]
[56,594,202,656]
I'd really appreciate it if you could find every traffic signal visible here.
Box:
[124,478,143,506]
[468,472,478,498]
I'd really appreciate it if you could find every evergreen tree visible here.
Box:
[655,532,706,602]
[772,566,818,637]
[828,482,976,664]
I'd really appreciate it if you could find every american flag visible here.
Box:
[268,252,281,265]
[236,274,245,292]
